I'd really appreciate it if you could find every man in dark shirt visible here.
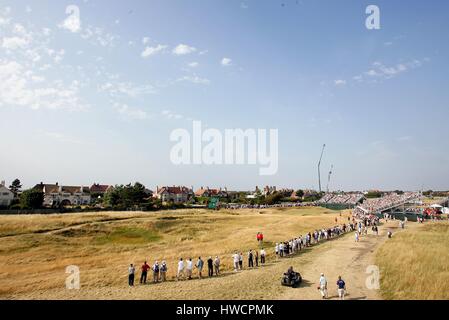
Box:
[207,257,214,277]
[336,276,346,300]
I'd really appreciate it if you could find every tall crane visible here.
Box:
[317,144,326,193]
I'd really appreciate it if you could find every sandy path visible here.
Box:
[280,220,414,300]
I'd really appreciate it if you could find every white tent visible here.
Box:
[430,204,443,208]
[443,207,449,214]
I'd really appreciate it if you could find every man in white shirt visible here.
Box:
[260,248,266,264]
[177,258,185,280]
[232,252,239,272]
[319,273,328,299]
[128,264,135,287]
[214,256,220,275]
[186,258,193,280]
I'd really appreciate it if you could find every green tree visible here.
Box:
[103,182,148,208]
[20,189,44,209]
[264,192,283,205]
[295,189,304,199]
[9,179,22,197]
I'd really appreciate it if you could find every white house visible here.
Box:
[154,186,193,203]
[0,180,14,207]
[33,183,91,207]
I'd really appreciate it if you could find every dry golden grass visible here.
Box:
[375,222,449,300]
[0,207,349,299]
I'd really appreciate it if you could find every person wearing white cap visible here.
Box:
[152,260,160,283]
[318,273,328,299]
[160,261,167,282]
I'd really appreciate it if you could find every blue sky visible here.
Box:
[1,0,448,191]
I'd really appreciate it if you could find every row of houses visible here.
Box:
[0,178,321,208]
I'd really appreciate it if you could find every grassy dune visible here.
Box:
[376,222,449,300]
[0,207,349,299]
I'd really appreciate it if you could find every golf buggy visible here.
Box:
[281,269,302,288]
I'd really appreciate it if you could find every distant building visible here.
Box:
[0,180,14,207]
[195,187,228,198]
[90,183,113,195]
[154,186,193,203]
[33,182,91,207]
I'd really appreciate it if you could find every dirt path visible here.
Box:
[280,220,415,300]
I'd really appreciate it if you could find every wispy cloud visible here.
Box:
[176,75,210,85]
[141,44,168,58]
[354,59,429,83]
[188,62,199,68]
[173,44,197,55]
[114,103,150,120]
[221,57,232,66]
[161,109,183,120]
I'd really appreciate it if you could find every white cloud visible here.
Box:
[161,110,183,120]
[142,37,150,45]
[173,44,197,55]
[355,59,428,83]
[0,59,87,110]
[188,62,199,68]
[221,57,232,66]
[115,103,149,120]
[141,44,167,58]
[80,26,118,47]
[334,79,346,86]
[59,12,81,33]
[177,75,210,85]
[2,36,29,49]
[98,81,156,98]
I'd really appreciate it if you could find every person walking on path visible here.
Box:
[196,257,204,279]
[128,264,135,287]
[140,261,150,284]
[318,273,328,299]
[238,252,243,270]
[255,250,259,267]
[257,232,264,247]
[207,256,214,277]
[160,261,167,282]
[177,258,185,281]
[248,250,254,268]
[232,252,239,272]
[152,261,160,283]
[275,243,279,258]
[260,248,266,264]
[355,231,359,242]
[214,256,220,275]
[186,258,193,280]
[336,276,346,300]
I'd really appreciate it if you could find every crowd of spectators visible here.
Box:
[357,192,420,214]
[317,193,364,206]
